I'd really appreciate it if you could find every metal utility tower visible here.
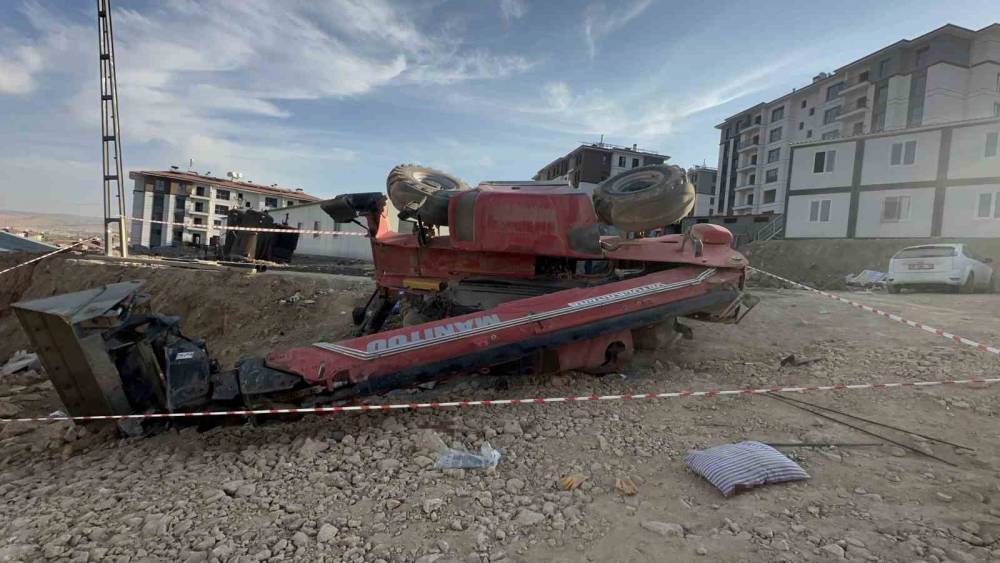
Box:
[97,0,128,257]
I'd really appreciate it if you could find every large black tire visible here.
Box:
[387,164,469,226]
[592,165,695,232]
[960,273,975,294]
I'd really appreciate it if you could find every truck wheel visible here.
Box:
[960,273,975,294]
[387,164,469,226]
[593,165,695,232]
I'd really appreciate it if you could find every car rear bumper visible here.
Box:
[886,269,963,286]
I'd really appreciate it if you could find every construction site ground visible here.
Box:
[2,254,1000,562]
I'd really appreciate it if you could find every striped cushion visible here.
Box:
[684,441,809,497]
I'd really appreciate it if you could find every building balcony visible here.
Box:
[736,162,757,172]
[188,209,209,215]
[732,202,754,212]
[734,183,757,192]
[739,121,762,133]
[839,78,870,96]
[737,139,760,153]
[190,193,210,200]
[187,223,208,230]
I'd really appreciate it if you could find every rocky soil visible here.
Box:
[2,260,1000,562]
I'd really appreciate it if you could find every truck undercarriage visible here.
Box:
[13,166,754,427]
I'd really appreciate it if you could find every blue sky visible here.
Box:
[0,0,997,215]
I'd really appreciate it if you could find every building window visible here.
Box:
[748,174,756,185]
[193,217,203,226]
[799,122,804,130]
[823,106,841,125]
[881,195,910,223]
[809,107,815,116]
[195,185,206,196]
[852,122,864,136]
[987,132,999,158]
[767,148,780,163]
[914,46,929,68]
[194,201,205,212]
[976,192,1000,218]
[806,130,813,138]
[265,197,278,208]
[154,179,166,192]
[631,158,639,168]
[813,150,836,173]
[213,220,222,226]
[763,189,776,204]
[771,107,784,122]
[214,204,227,215]
[618,156,625,167]
[313,220,320,239]
[826,82,845,101]
[286,201,295,207]
[747,193,754,205]
[858,70,869,82]
[994,102,1000,117]
[822,130,841,140]
[750,155,757,165]
[217,189,230,200]
[801,100,807,109]
[809,199,831,222]
[765,168,778,183]
[890,140,917,166]
[769,127,782,143]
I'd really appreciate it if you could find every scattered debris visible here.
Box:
[559,474,588,491]
[433,442,500,470]
[1,351,40,376]
[615,477,638,496]
[684,441,810,497]
[779,354,823,367]
[844,269,887,288]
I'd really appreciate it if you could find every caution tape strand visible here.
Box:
[3,376,998,423]
[0,238,98,278]
[749,266,1000,356]
[129,217,368,236]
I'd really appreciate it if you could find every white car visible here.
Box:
[886,244,995,294]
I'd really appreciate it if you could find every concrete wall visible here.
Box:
[923,63,971,125]
[941,183,1000,237]
[861,129,941,184]
[784,193,851,238]
[949,121,1000,179]
[854,187,935,238]
[789,141,856,190]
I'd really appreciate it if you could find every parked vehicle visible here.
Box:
[886,244,995,294]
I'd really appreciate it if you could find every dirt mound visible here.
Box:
[743,238,1000,290]
[0,254,372,368]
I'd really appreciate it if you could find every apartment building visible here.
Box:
[715,23,1000,217]
[688,165,718,216]
[785,115,1000,239]
[533,142,668,195]
[128,170,321,248]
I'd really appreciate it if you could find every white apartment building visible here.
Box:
[785,115,1000,239]
[714,23,1000,220]
[688,165,718,216]
[128,170,321,248]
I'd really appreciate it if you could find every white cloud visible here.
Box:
[582,0,653,59]
[499,0,528,23]
[0,0,535,212]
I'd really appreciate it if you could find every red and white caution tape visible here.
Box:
[3,376,998,423]
[130,217,368,236]
[0,238,98,278]
[750,267,1000,356]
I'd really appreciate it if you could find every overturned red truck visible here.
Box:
[13,164,754,422]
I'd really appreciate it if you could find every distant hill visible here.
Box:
[0,209,104,240]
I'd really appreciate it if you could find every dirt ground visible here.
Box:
[2,257,1000,562]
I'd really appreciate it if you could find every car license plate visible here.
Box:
[908,263,933,270]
